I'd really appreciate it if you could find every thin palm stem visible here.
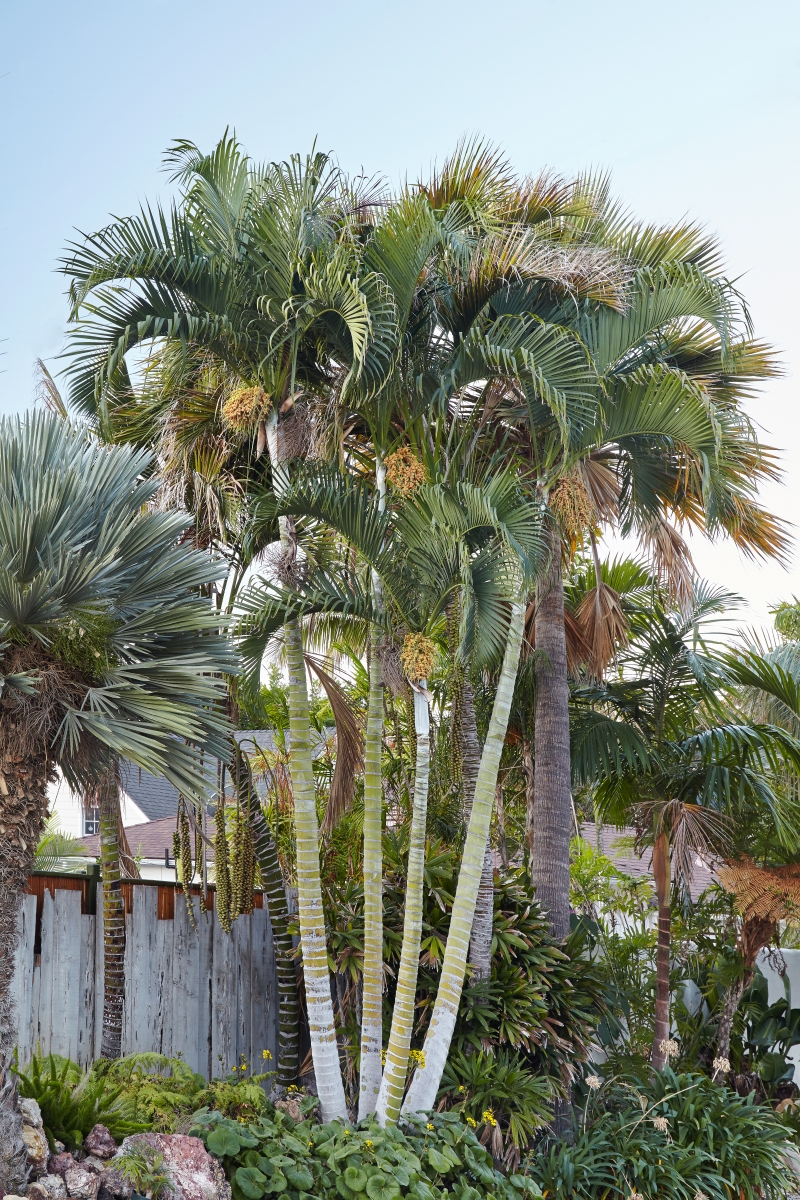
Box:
[403,594,525,1115]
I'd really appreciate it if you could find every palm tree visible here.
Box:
[0,411,232,1189]
[60,136,398,1121]
[572,584,800,1069]
[514,219,786,940]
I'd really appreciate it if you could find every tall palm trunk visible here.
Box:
[250,805,299,1086]
[359,621,385,1118]
[266,409,347,1121]
[651,830,671,1070]
[359,460,386,1120]
[375,684,431,1126]
[531,541,572,939]
[403,596,525,1116]
[96,766,126,1059]
[461,678,493,985]
[0,732,50,1190]
[285,620,348,1121]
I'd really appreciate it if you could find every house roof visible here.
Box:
[579,822,717,901]
[78,815,216,862]
[118,731,284,822]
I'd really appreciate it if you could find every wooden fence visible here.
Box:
[10,876,279,1076]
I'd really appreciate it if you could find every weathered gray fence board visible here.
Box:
[78,910,95,1067]
[49,890,83,1061]
[11,894,37,1067]
[11,883,278,1079]
[37,890,54,1057]
[211,908,236,1077]
[129,886,161,1054]
[94,891,106,1059]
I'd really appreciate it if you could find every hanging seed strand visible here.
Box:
[195,818,207,914]
[180,802,197,931]
[215,800,232,933]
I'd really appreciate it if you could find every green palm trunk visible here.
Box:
[359,458,386,1119]
[375,684,431,1127]
[266,409,347,1121]
[358,620,385,1118]
[285,619,348,1121]
[402,595,525,1115]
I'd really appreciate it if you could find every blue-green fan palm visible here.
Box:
[0,410,234,1165]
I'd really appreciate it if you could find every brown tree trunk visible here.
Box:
[96,768,126,1059]
[0,741,52,1190]
[716,914,776,1066]
[531,541,572,940]
[716,977,746,1065]
[651,830,671,1070]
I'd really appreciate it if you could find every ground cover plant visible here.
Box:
[191,1104,540,1200]
[527,1065,796,1200]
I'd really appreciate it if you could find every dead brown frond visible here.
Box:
[635,798,731,890]
[377,636,407,697]
[578,452,620,525]
[575,583,628,681]
[718,857,800,925]
[305,656,364,835]
[640,514,695,611]
[523,599,592,676]
[34,359,68,419]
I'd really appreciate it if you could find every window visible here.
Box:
[83,806,100,836]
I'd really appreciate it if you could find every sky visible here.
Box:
[1,0,798,630]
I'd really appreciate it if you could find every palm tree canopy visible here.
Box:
[0,410,235,797]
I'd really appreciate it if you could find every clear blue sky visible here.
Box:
[1,0,798,626]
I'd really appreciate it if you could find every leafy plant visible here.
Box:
[97,1052,275,1130]
[114,1141,174,1200]
[532,1065,796,1199]
[191,1104,542,1200]
[14,1052,146,1150]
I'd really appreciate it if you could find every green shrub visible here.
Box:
[14,1053,146,1150]
[190,1105,543,1200]
[98,1052,275,1129]
[527,1066,796,1200]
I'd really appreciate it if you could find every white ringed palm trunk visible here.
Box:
[266,409,347,1122]
[358,618,385,1117]
[402,597,525,1116]
[359,459,386,1119]
[375,683,431,1126]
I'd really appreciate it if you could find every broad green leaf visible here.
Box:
[234,1167,267,1200]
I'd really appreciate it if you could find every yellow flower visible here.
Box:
[482,1108,497,1127]
[262,1049,273,1060]
[465,1116,477,1128]
[458,1085,466,1093]
[426,1123,434,1131]
[365,1140,374,1148]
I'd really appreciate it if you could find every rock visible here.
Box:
[27,1177,67,1200]
[19,1099,43,1129]
[78,1164,105,1179]
[82,1129,116,1162]
[208,1161,230,1200]
[53,1143,65,1155]
[22,1125,49,1176]
[95,1170,131,1200]
[116,1135,221,1200]
[47,1156,76,1181]
[63,1168,99,1200]
[273,1098,302,1122]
